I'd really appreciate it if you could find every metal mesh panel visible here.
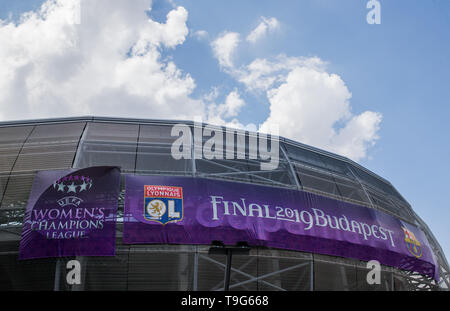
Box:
[83,253,129,291]
[75,122,138,171]
[0,172,35,209]
[294,164,341,199]
[0,126,34,207]
[256,249,312,291]
[0,151,17,174]
[365,187,412,221]
[12,143,78,172]
[392,269,438,291]
[196,251,229,291]
[0,126,34,173]
[284,143,327,169]
[389,197,414,221]
[128,245,195,290]
[196,158,253,174]
[196,160,295,188]
[196,158,295,188]
[319,155,355,179]
[196,247,312,291]
[0,125,34,144]
[351,165,408,204]
[1,123,84,210]
[198,253,259,291]
[26,123,84,143]
[196,158,255,183]
[0,174,8,204]
[136,124,192,175]
[285,143,373,205]
[313,254,357,291]
[197,246,259,291]
[195,130,294,188]
[7,123,83,172]
[333,175,372,206]
[0,254,57,290]
[393,273,415,291]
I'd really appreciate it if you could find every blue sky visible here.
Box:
[1,0,449,267]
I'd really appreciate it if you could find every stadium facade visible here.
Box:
[0,116,448,291]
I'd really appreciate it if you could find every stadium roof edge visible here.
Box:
[0,115,397,193]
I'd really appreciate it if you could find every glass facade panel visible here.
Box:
[285,143,414,222]
[294,164,341,198]
[314,254,357,291]
[351,165,408,205]
[195,129,296,188]
[196,131,295,188]
[284,143,327,170]
[319,155,355,179]
[333,175,371,206]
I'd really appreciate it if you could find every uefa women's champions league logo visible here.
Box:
[143,185,183,225]
[402,227,423,259]
[52,175,94,208]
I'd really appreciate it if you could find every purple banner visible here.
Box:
[19,166,121,260]
[124,175,438,280]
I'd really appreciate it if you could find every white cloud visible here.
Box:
[236,54,326,92]
[259,66,382,161]
[0,2,382,162]
[246,16,280,43]
[192,29,208,40]
[211,31,240,68]
[221,89,245,118]
[330,111,382,161]
[210,89,245,119]
[0,0,205,121]
[204,88,257,131]
[208,19,382,162]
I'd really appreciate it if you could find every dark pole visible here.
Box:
[224,250,233,291]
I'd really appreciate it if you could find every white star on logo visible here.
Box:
[57,183,66,192]
[79,181,88,192]
[67,182,78,193]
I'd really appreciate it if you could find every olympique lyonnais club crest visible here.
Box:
[143,185,183,225]
[402,227,423,258]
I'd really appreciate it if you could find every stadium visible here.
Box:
[0,116,448,291]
